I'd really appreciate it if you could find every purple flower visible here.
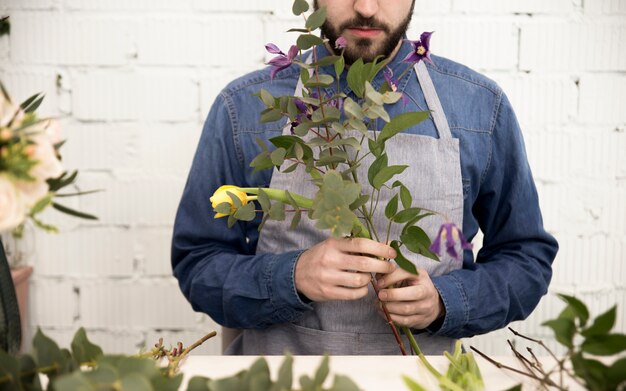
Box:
[267,44,298,80]
[429,222,472,260]
[383,66,408,106]
[334,36,347,50]
[290,98,312,134]
[402,31,434,65]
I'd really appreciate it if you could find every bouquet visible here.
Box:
[210,0,471,355]
[0,82,96,237]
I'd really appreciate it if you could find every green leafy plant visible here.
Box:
[0,328,361,391]
[210,0,471,357]
[471,293,626,391]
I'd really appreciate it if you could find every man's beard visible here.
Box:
[314,1,414,64]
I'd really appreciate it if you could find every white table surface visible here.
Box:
[179,355,585,391]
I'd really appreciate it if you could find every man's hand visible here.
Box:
[295,237,397,302]
[376,267,445,329]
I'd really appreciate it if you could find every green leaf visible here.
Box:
[402,375,428,391]
[581,305,616,338]
[282,162,298,173]
[346,58,365,98]
[557,293,590,327]
[305,7,326,30]
[32,327,68,376]
[392,207,421,223]
[53,371,95,390]
[0,349,21,390]
[296,34,323,50]
[313,355,329,386]
[31,193,53,215]
[571,352,609,391]
[334,56,345,78]
[234,203,256,221]
[390,241,418,275]
[343,97,364,120]
[400,226,430,253]
[500,385,522,391]
[364,81,383,106]
[71,327,104,364]
[348,117,368,134]
[365,103,390,122]
[259,89,275,107]
[400,185,411,208]
[582,334,626,356]
[292,0,309,15]
[116,357,159,379]
[119,373,153,391]
[304,74,334,88]
[372,165,407,190]
[51,202,98,220]
[385,194,398,219]
[270,147,287,166]
[349,194,369,211]
[187,377,211,391]
[47,170,78,192]
[379,111,429,144]
[312,55,341,68]
[606,357,626,388]
[367,138,383,158]
[270,135,313,160]
[260,108,283,123]
[367,153,388,188]
[269,201,286,221]
[20,91,45,114]
[330,374,360,391]
[83,362,118,385]
[152,374,183,391]
[542,318,576,349]
[215,202,232,215]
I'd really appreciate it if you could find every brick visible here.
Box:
[10,13,133,65]
[407,19,518,71]
[552,235,626,286]
[136,123,200,175]
[454,0,573,14]
[0,68,60,117]
[0,0,56,11]
[85,330,145,355]
[74,172,186,226]
[145,327,222,355]
[520,22,626,71]
[79,280,200,328]
[32,228,135,277]
[490,75,577,126]
[193,0,285,13]
[524,128,575,183]
[579,75,626,124]
[64,0,192,11]
[61,121,139,171]
[137,17,203,65]
[201,16,266,68]
[585,0,626,14]
[72,70,198,121]
[23,327,75,354]
[136,228,176,276]
[413,0,452,13]
[0,34,8,61]
[29,278,76,327]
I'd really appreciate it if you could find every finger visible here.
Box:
[384,300,430,316]
[388,313,426,329]
[338,238,397,260]
[328,270,371,289]
[378,284,427,302]
[331,286,369,301]
[344,254,396,274]
[376,267,420,289]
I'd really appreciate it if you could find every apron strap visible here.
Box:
[415,61,452,139]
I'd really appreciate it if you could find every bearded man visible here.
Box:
[172,0,558,355]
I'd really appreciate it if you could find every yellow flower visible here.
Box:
[210,185,249,218]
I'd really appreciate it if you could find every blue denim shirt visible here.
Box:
[172,40,558,339]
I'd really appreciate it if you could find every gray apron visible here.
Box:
[226,61,464,355]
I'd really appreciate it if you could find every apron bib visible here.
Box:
[226,61,464,355]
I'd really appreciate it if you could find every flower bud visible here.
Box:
[210,185,249,218]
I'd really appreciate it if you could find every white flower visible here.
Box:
[0,175,27,232]
[29,131,64,181]
[14,179,49,208]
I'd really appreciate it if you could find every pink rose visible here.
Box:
[0,175,27,232]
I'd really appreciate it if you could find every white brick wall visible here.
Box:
[1,0,624,359]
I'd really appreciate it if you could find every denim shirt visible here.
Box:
[171,40,558,339]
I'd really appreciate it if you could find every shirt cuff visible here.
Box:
[427,274,468,336]
[266,249,313,322]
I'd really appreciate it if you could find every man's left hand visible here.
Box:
[376,267,444,329]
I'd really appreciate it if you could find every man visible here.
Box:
[172,0,558,355]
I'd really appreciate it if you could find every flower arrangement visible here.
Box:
[0,82,96,238]
[209,0,470,356]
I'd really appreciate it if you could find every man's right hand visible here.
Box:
[294,237,397,302]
